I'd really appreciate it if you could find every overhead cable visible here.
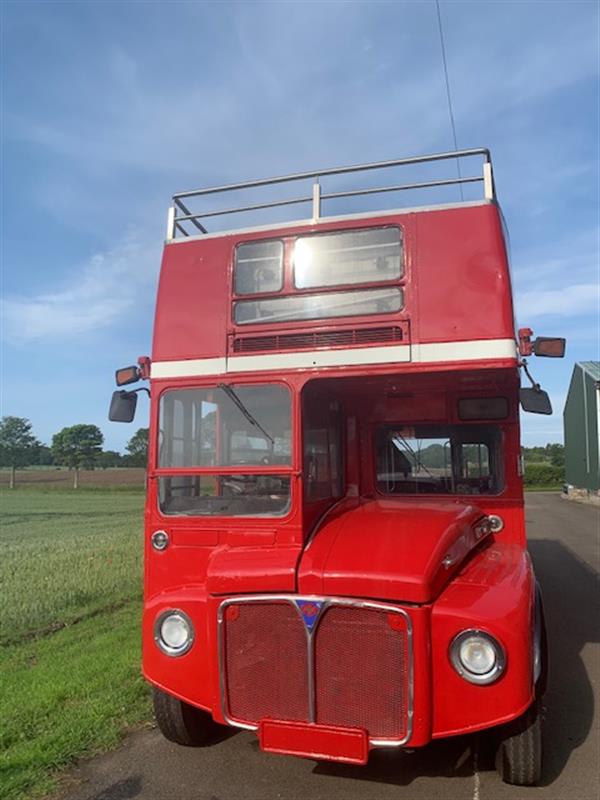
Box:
[435,0,464,200]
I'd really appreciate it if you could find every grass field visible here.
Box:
[1,482,561,799]
[0,489,151,800]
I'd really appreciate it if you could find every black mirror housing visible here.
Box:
[116,365,140,386]
[533,337,566,358]
[109,390,138,422]
[519,387,552,415]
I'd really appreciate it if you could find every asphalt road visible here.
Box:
[57,493,599,800]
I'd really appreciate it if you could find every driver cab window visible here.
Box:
[157,384,292,517]
[159,384,291,468]
[375,424,502,495]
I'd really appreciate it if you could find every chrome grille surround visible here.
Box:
[217,594,413,748]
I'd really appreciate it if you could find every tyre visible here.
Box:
[153,687,221,746]
[495,699,542,786]
[535,586,549,697]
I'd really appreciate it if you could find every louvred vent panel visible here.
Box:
[232,326,405,354]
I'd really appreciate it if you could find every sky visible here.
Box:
[1,0,598,452]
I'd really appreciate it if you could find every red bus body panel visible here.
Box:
[139,198,538,764]
[151,204,515,365]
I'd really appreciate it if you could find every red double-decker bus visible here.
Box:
[110,149,564,785]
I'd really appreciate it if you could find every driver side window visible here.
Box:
[303,400,343,501]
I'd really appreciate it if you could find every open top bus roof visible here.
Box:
[166,148,496,241]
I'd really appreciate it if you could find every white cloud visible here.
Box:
[515,283,599,320]
[2,234,158,345]
[5,2,597,235]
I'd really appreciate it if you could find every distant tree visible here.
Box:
[124,428,149,467]
[51,424,104,488]
[545,443,565,468]
[522,443,564,467]
[418,443,447,469]
[201,411,216,454]
[36,444,54,466]
[0,416,41,488]
[522,446,545,464]
[97,450,123,469]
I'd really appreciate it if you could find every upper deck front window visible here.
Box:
[158,384,292,516]
[232,225,404,327]
[293,227,402,289]
[234,240,284,295]
[234,286,403,325]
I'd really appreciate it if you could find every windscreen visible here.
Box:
[376,424,503,495]
[158,384,292,516]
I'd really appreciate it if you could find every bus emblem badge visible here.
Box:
[295,600,324,632]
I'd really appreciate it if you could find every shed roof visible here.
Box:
[578,361,600,381]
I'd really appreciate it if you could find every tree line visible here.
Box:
[1,415,566,490]
[521,443,564,467]
[0,416,149,488]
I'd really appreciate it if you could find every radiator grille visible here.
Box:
[232,326,404,353]
[223,602,308,723]
[314,606,408,738]
[220,598,411,742]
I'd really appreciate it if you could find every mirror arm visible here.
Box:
[519,358,541,391]
[130,387,150,398]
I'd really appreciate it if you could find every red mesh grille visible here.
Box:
[232,326,404,353]
[314,606,408,739]
[223,602,309,724]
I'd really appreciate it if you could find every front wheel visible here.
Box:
[495,699,542,786]
[153,687,222,747]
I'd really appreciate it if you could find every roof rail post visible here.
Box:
[166,206,176,241]
[483,160,495,201]
[312,178,321,221]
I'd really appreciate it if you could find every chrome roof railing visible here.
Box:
[166,148,495,241]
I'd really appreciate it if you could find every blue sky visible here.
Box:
[1,0,598,452]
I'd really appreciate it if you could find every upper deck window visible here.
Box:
[234,240,283,295]
[293,227,402,289]
[234,286,403,325]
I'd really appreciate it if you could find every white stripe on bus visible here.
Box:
[149,338,517,379]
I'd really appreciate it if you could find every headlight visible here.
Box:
[151,530,170,551]
[487,514,504,533]
[154,610,194,656]
[450,629,506,684]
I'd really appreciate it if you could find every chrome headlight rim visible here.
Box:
[487,514,504,533]
[151,530,170,551]
[450,628,506,685]
[154,609,194,657]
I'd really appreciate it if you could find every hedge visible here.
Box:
[523,463,564,485]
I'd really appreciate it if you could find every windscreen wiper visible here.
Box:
[218,383,275,445]
[392,434,437,480]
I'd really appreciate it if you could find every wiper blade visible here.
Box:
[393,434,436,480]
[218,383,275,444]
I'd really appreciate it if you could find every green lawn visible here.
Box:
[0,490,151,800]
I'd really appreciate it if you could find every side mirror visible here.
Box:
[533,337,566,358]
[519,387,552,415]
[109,390,138,422]
[116,365,140,386]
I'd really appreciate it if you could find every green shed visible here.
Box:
[563,361,600,492]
